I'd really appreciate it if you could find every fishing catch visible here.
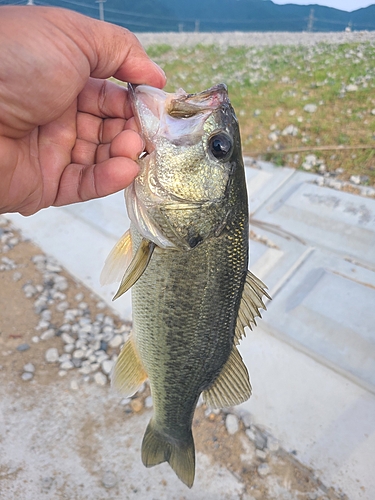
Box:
[101,83,269,488]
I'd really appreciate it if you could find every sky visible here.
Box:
[271,1,374,11]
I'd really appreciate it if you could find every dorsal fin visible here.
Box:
[113,238,155,301]
[100,229,133,286]
[234,270,271,345]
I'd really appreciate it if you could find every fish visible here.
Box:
[100,83,270,488]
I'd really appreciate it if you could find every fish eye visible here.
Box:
[208,133,233,161]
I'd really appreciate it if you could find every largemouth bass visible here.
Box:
[101,83,269,488]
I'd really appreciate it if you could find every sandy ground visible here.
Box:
[0,218,348,500]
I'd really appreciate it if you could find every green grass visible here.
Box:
[144,41,375,185]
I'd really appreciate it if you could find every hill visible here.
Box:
[17,0,375,32]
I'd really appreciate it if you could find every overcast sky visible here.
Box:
[271,1,374,11]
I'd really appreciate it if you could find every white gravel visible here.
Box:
[136,30,375,49]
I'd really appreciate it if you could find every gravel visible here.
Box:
[136,30,375,49]
[225,413,240,435]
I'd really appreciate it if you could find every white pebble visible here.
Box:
[70,380,79,391]
[45,348,59,363]
[303,103,317,113]
[257,463,270,477]
[61,333,75,344]
[21,372,33,382]
[145,396,153,409]
[109,335,123,349]
[60,361,74,370]
[225,414,239,435]
[72,349,85,359]
[101,359,114,375]
[32,336,40,344]
[23,363,35,373]
[94,372,107,386]
[266,436,280,452]
[40,329,55,341]
[58,370,67,377]
[346,84,358,92]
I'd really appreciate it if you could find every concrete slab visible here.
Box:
[254,174,375,269]
[7,194,132,319]
[239,325,375,500]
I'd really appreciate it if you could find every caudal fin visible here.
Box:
[141,420,195,488]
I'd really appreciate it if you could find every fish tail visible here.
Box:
[141,419,195,488]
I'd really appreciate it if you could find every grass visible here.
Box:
[145,41,375,185]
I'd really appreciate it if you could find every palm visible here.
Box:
[0,6,165,216]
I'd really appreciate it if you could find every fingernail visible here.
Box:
[152,62,167,83]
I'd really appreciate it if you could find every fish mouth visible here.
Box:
[128,83,230,154]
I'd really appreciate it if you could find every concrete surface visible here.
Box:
[8,159,375,500]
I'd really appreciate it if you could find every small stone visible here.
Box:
[346,84,358,92]
[102,471,118,489]
[45,262,62,272]
[130,398,143,413]
[21,372,33,381]
[16,343,30,352]
[23,363,35,373]
[58,370,67,377]
[94,372,107,386]
[60,360,74,370]
[59,353,71,363]
[303,104,317,113]
[268,132,278,141]
[61,333,75,344]
[23,284,37,297]
[70,380,79,391]
[12,271,22,282]
[64,344,75,354]
[254,432,267,450]
[101,359,114,375]
[56,301,69,312]
[240,412,252,429]
[79,364,92,375]
[350,175,361,185]
[75,292,84,302]
[371,109,375,116]
[96,301,106,309]
[32,336,40,344]
[266,436,280,452]
[120,398,131,406]
[226,414,239,435]
[45,347,59,363]
[281,125,298,136]
[100,340,108,352]
[72,358,82,368]
[256,449,267,460]
[40,329,55,341]
[246,429,256,442]
[257,463,270,477]
[72,349,85,359]
[109,335,123,349]
[145,396,153,409]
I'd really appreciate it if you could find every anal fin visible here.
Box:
[111,333,148,397]
[202,346,251,409]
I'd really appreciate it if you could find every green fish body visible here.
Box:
[101,84,269,488]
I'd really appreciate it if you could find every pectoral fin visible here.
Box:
[234,270,271,344]
[111,332,148,397]
[112,238,155,301]
[100,229,133,286]
[202,345,251,409]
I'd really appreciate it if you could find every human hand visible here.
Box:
[0,6,166,216]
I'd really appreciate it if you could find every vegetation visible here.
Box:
[144,41,375,185]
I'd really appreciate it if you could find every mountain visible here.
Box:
[29,0,375,32]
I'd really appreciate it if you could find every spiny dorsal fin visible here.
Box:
[112,238,155,301]
[111,332,148,396]
[234,270,271,345]
[100,229,133,286]
[202,346,251,409]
